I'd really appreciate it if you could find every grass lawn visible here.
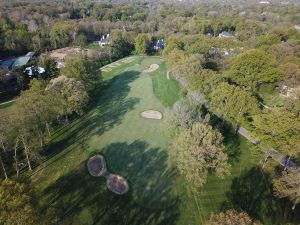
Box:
[31,56,293,225]
[0,100,15,113]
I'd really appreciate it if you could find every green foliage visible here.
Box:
[207,209,261,225]
[50,23,73,49]
[61,56,102,92]
[166,52,203,88]
[74,34,88,47]
[166,98,203,137]
[189,69,223,96]
[135,34,150,55]
[2,23,31,54]
[252,108,300,157]
[0,179,42,225]
[171,122,230,187]
[228,49,282,91]
[46,76,89,117]
[279,62,300,88]
[39,56,59,79]
[210,82,260,125]
[110,36,134,60]
[273,172,300,210]
[256,34,281,47]
[163,37,184,57]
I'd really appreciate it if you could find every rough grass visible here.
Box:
[30,56,295,225]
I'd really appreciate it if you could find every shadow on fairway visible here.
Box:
[42,140,180,225]
[44,70,141,159]
[221,166,300,224]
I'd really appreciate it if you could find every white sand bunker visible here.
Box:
[87,155,107,177]
[143,64,159,73]
[101,68,112,72]
[106,174,129,195]
[141,110,162,120]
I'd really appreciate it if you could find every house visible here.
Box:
[153,39,165,50]
[24,66,45,78]
[218,31,234,38]
[294,25,300,30]
[259,1,270,4]
[99,34,110,47]
[0,52,35,70]
[123,25,129,32]
[280,85,300,98]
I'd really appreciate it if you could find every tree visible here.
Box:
[210,83,259,125]
[256,34,281,47]
[0,179,42,225]
[189,69,222,96]
[74,34,87,47]
[0,113,8,179]
[267,41,300,63]
[10,98,40,172]
[135,34,150,55]
[46,76,89,121]
[110,35,134,60]
[61,56,102,92]
[166,99,203,137]
[162,37,184,57]
[273,172,300,210]
[284,88,300,116]
[206,209,261,225]
[39,56,59,79]
[50,23,71,49]
[252,108,300,158]
[279,62,300,88]
[166,52,203,88]
[228,49,282,91]
[171,122,230,187]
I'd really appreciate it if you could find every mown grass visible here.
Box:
[31,56,298,225]
[150,63,180,107]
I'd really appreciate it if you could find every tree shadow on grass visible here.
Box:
[42,140,180,225]
[221,166,300,224]
[210,115,241,165]
[43,70,141,159]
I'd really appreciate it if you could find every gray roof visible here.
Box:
[12,56,31,68]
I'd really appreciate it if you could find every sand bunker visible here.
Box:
[87,155,107,177]
[87,154,129,195]
[143,64,159,73]
[106,174,129,195]
[141,110,162,120]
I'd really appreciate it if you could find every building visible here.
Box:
[280,85,300,98]
[0,52,35,69]
[99,34,110,47]
[153,39,165,50]
[123,25,129,32]
[259,1,270,4]
[294,25,300,30]
[218,31,234,38]
[24,66,45,78]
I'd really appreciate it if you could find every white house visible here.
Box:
[294,25,300,30]
[24,66,45,77]
[218,31,234,38]
[99,34,110,47]
[280,85,300,98]
[259,1,270,4]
